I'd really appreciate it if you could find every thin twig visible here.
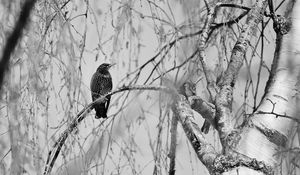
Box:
[168,113,178,175]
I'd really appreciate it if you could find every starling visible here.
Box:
[180,81,211,134]
[180,82,196,97]
[90,63,114,119]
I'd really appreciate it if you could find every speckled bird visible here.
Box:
[180,81,211,134]
[90,63,114,119]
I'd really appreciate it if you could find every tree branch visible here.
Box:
[168,113,178,175]
[215,0,268,149]
[172,94,217,173]
[0,0,37,92]
[43,85,174,175]
[196,3,224,134]
[197,3,220,99]
[213,154,273,175]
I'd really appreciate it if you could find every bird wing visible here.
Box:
[105,95,111,114]
[90,72,112,102]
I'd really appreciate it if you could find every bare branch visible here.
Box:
[43,85,174,175]
[197,3,220,99]
[213,154,273,175]
[256,110,300,124]
[172,95,217,173]
[0,0,37,92]
[168,114,178,175]
[215,0,268,148]
[196,3,224,134]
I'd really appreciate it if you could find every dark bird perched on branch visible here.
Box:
[90,63,114,119]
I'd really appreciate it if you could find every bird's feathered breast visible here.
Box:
[90,71,112,100]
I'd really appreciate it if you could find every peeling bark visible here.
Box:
[172,94,218,173]
[215,0,268,150]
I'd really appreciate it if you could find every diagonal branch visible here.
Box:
[0,0,37,92]
[172,94,217,173]
[215,0,268,149]
[196,3,224,134]
[43,85,174,175]
[197,3,220,99]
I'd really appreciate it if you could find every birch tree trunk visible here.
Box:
[173,0,300,174]
[172,0,300,174]
[232,1,300,174]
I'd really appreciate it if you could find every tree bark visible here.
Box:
[226,0,300,174]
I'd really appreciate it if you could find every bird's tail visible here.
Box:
[94,104,107,119]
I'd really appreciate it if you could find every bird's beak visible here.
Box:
[108,63,116,69]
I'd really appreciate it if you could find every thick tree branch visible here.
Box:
[197,2,251,99]
[172,94,217,173]
[0,0,37,92]
[231,0,300,172]
[197,3,241,134]
[261,1,294,101]
[198,3,220,99]
[180,81,214,133]
[215,0,268,149]
[213,154,273,175]
[168,114,178,175]
[247,0,299,154]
